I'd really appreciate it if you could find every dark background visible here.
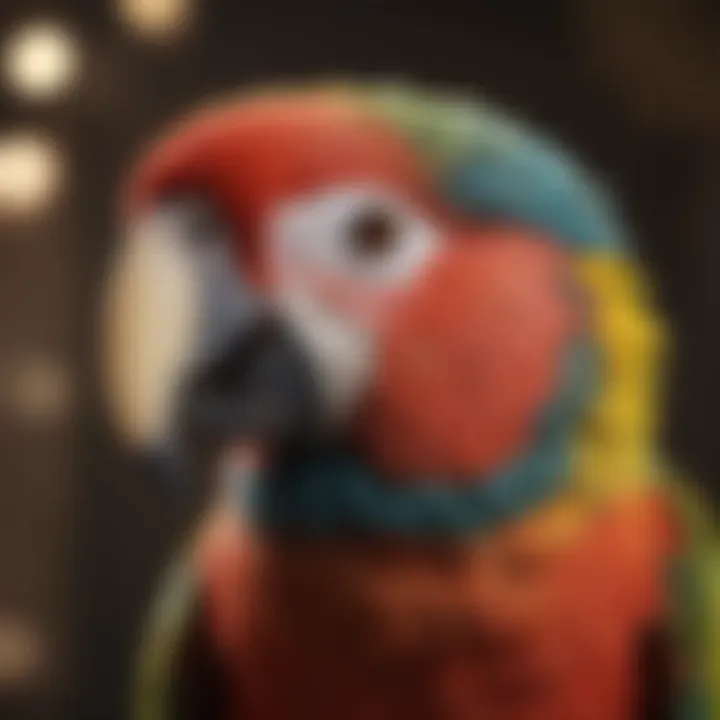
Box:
[0,0,719,718]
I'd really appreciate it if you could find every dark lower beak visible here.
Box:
[138,319,323,495]
[131,318,323,495]
[180,318,323,451]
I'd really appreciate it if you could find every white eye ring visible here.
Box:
[269,185,440,287]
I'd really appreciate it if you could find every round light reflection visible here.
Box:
[12,356,73,424]
[117,0,194,42]
[0,132,63,219]
[0,616,44,688]
[2,21,81,102]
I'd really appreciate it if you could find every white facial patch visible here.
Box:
[270,185,439,286]
[274,287,376,425]
[267,184,441,426]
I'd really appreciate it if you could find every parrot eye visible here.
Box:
[270,186,440,287]
[345,206,400,261]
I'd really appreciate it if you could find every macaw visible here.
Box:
[101,82,719,720]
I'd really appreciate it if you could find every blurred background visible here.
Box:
[0,0,718,717]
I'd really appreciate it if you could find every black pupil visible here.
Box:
[347,208,398,259]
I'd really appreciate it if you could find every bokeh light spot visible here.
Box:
[7,356,74,425]
[117,0,195,42]
[0,132,64,219]
[0,615,44,689]
[2,21,81,102]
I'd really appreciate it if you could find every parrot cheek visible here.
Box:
[356,235,578,479]
[275,284,377,427]
[288,265,399,331]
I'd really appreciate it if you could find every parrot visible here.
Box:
[101,82,719,720]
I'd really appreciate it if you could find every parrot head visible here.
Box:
[102,83,665,536]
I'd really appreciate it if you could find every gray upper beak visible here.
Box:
[100,198,322,465]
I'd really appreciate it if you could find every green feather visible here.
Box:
[663,472,720,719]
[132,543,200,720]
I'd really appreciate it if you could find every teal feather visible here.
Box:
[367,85,626,253]
[445,141,623,252]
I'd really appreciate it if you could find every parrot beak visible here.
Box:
[100,200,322,473]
